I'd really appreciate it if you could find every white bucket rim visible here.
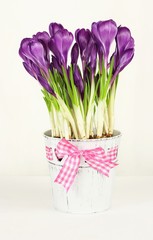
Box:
[44,129,121,142]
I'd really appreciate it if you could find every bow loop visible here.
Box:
[56,138,78,159]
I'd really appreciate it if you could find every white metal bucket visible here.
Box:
[44,130,121,214]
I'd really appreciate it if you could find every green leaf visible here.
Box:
[83,83,88,117]
[99,58,106,100]
[93,76,100,103]
[62,66,73,101]
[103,56,115,99]
[63,88,71,111]
[43,97,51,112]
[41,88,59,111]
[69,65,79,106]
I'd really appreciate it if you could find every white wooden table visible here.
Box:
[0,176,153,240]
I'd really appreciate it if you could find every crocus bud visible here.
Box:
[71,43,79,64]
[73,65,84,97]
[89,44,97,78]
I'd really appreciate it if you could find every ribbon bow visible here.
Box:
[54,138,118,192]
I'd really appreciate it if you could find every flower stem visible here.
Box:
[108,81,116,135]
[85,81,95,138]
[97,99,105,137]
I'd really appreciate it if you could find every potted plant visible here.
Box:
[19,19,134,213]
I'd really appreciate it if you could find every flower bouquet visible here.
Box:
[19,19,134,213]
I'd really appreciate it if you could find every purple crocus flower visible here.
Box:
[22,60,55,95]
[75,29,94,71]
[19,34,55,95]
[110,26,135,85]
[48,28,73,68]
[71,43,79,64]
[19,39,41,78]
[114,26,134,69]
[91,20,117,68]
[19,37,50,74]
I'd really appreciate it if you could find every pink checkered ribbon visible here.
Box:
[45,146,53,161]
[54,138,118,192]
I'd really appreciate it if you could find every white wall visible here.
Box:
[0,0,153,176]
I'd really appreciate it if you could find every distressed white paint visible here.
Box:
[44,130,121,213]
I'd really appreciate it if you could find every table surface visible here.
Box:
[0,176,153,240]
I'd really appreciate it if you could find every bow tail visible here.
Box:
[54,155,80,192]
[107,147,118,161]
[86,158,118,177]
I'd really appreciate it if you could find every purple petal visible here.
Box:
[52,55,62,73]
[33,31,50,45]
[92,20,117,65]
[33,31,50,62]
[31,62,41,76]
[75,29,92,62]
[89,44,97,75]
[126,37,134,50]
[110,26,135,82]
[48,37,62,64]
[49,29,73,67]
[49,23,64,37]
[23,62,36,78]
[116,49,134,73]
[29,40,50,72]
[19,37,50,74]
[110,49,134,85]
[71,43,79,64]
[73,65,84,96]
[61,30,74,63]
[23,60,41,79]
[37,75,55,95]
[19,38,34,62]
[116,27,134,57]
